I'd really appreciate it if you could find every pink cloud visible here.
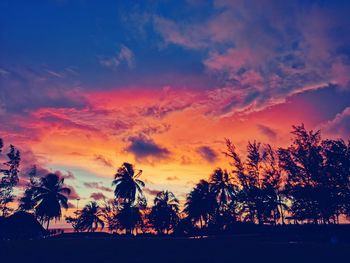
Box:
[90,192,107,201]
[331,61,350,89]
[321,107,350,139]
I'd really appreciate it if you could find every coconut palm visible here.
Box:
[100,199,119,232]
[112,163,145,205]
[33,173,70,229]
[75,201,104,232]
[149,190,180,234]
[184,180,216,228]
[116,202,142,235]
[209,168,237,211]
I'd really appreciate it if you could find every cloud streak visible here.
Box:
[84,182,113,192]
[196,146,218,163]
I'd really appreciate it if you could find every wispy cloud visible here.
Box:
[93,154,114,168]
[84,182,113,192]
[99,45,135,69]
[257,124,277,141]
[196,146,218,163]
[90,192,107,201]
[321,107,350,139]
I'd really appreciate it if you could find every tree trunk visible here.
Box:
[46,219,50,231]
[280,205,285,225]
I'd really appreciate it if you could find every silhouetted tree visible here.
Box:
[225,140,284,224]
[278,125,320,223]
[0,144,20,216]
[112,163,145,206]
[173,217,194,236]
[33,173,70,229]
[277,124,349,224]
[320,139,350,223]
[111,163,146,234]
[208,168,237,229]
[18,166,40,212]
[100,199,119,232]
[184,180,216,229]
[149,190,180,234]
[65,216,80,232]
[72,202,104,232]
[262,145,287,224]
[210,168,237,211]
[116,202,142,235]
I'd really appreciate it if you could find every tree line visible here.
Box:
[0,124,349,235]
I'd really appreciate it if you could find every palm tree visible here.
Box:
[100,199,119,232]
[75,202,104,232]
[116,202,142,235]
[149,190,179,234]
[184,180,216,229]
[209,168,237,212]
[33,173,70,230]
[112,163,145,205]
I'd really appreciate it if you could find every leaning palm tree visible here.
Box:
[149,190,180,234]
[33,173,70,229]
[75,201,104,232]
[184,180,216,229]
[112,163,145,205]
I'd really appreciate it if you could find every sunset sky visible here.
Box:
[1,1,350,224]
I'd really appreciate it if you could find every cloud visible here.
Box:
[196,146,218,163]
[166,176,179,181]
[125,135,170,161]
[151,0,350,115]
[322,107,350,138]
[66,184,80,200]
[14,148,75,184]
[111,119,135,133]
[35,111,99,133]
[180,155,192,165]
[138,123,171,136]
[90,192,107,201]
[140,101,191,119]
[153,16,208,49]
[93,154,114,168]
[0,66,86,114]
[83,182,113,192]
[257,124,277,140]
[99,45,135,69]
[143,187,159,196]
[53,170,76,180]
[62,171,75,180]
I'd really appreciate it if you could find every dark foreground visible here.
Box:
[1,235,349,263]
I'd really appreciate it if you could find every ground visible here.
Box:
[1,235,349,263]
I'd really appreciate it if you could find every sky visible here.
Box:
[1,0,350,225]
